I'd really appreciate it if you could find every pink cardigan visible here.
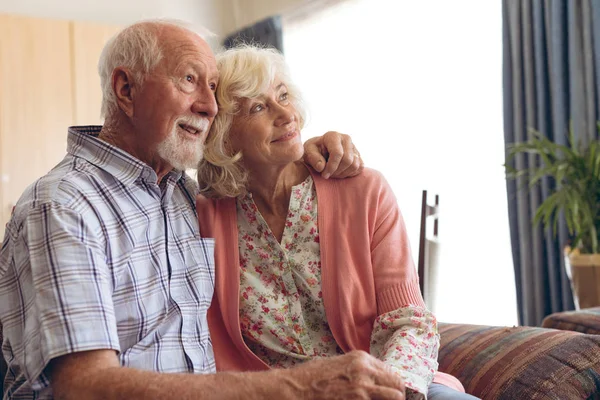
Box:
[196,168,464,392]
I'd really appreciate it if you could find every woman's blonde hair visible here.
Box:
[197,45,307,198]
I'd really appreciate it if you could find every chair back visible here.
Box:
[417,190,440,309]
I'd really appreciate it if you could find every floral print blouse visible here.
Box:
[237,175,438,398]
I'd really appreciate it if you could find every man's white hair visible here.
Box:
[98,19,214,120]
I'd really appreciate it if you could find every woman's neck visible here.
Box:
[247,161,309,218]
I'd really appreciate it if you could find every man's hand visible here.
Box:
[280,350,405,399]
[303,131,364,179]
[47,349,403,400]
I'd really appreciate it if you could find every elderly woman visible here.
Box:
[196,45,474,400]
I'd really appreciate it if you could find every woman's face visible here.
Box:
[228,81,303,170]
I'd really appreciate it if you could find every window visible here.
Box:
[284,0,517,326]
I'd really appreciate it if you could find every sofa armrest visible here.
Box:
[541,307,600,334]
[438,323,600,400]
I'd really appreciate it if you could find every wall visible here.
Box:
[222,0,347,36]
[0,0,229,37]
[0,0,349,49]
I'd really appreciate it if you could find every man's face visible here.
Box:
[131,27,219,170]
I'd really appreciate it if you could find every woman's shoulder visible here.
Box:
[311,167,394,206]
[195,193,236,205]
[355,167,386,183]
[195,193,217,209]
[313,167,389,190]
[195,194,236,219]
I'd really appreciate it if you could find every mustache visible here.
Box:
[176,116,210,133]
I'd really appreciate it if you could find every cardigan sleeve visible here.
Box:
[368,173,440,397]
[370,172,425,313]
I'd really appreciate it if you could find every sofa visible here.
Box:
[2,323,600,398]
[439,322,600,399]
[541,306,600,335]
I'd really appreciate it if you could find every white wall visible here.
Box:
[0,0,228,36]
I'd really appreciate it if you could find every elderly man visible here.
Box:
[0,20,405,400]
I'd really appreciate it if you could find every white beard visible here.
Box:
[157,117,208,171]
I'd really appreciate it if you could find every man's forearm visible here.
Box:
[51,350,405,400]
[54,367,299,400]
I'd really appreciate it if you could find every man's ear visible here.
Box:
[112,67,136,118]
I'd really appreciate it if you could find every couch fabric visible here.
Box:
[439,323,600,399]
[541,307,600,335]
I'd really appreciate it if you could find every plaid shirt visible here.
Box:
[0,126,215,399]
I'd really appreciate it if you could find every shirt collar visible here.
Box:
[67,126,184,186]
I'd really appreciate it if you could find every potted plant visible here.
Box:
[505,126,600,309]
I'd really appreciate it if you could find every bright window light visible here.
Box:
[284,0,517,326]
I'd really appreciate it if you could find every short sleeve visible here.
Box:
[11,202,120,389]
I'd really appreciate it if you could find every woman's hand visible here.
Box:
[303,131,364,179]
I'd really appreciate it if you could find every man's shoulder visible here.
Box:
[10,155,118,222]
[180,172,200,196]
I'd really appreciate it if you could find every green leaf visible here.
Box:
[505,122,600,254]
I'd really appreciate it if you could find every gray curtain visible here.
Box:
[503,0,600,326]
[224,15,284,53]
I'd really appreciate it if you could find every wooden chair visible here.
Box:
[417,190,440,308]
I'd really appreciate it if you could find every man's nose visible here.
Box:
[192,85,218,118]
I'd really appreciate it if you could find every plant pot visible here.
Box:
[564,249,600,309]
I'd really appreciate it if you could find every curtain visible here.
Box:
[503,0,600,326]
[224,15,284,53]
